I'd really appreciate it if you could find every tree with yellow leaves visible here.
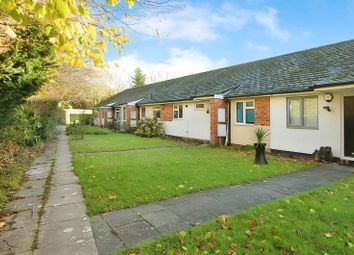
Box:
[0,0,135,67]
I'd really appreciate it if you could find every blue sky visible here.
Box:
[106,0,354,87]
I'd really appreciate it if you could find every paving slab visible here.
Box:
[103,208,140,228]
[53,171,80,185]
[16,182,44,198]
[91,216,124,255]
[37,218,97,255]
[114,220,160,247]
[46,183,84,207]
[0,225,35,254]
[41,202,87,224]
[10,210,39,231]
[7,195,42,212]
[91,164,353,255]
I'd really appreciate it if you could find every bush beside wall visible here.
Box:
[135,118,164,138]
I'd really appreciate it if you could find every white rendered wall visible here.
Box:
[270,92,341,157]
[163,102,210,140]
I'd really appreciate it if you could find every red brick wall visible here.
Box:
[160,104,173,121]
[98,108,113,128]
[126,105,138,130]
[209,98,227,145]
[255,97,270,126]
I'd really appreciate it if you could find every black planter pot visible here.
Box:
[254,143,268,165]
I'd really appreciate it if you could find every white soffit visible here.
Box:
[214,94,224,99]
[127,98,144,106]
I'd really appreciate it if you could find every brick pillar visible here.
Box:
[255,97,270,126]
[209,98,227,145]
[126,105,138,131]
[160,104,173,121]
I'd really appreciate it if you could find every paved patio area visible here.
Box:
[91,164,353,255]
[0,126,97,255]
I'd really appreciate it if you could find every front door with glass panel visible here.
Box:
[344,96,354,157]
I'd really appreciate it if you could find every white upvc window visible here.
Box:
[114,108,120,119]
[140,107,145,119]
[195,103,205,110]
[235,100,255,124]
[173,105,183,119]
[287,96,318,129]
[153,106,161,119]
[107,111,112,119]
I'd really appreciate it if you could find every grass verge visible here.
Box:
[117,176,354,255]
[73,146,315,215]
[69,132,184,154]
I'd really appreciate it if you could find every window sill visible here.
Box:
[287,126,319,130]
[234,122,255,126]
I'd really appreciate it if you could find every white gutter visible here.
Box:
[127,98,144,106]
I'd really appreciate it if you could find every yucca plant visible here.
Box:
[254,127,270,165]
[255,127,270,145]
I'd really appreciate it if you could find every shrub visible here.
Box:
[67,123,84,140]
[135,118,164,138]
[70,114,92,125]
[0,24,55,129]
[1,105,42,146]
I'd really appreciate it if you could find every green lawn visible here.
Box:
[69,130,183,154]
[118,176,354,255]
[71,133,315,215]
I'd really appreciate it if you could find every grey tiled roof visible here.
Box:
[98,40,354,107]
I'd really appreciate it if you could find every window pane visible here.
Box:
[236,102,243,122]
[196,103,204,109]
[304,97,317,128]
[245,109,255,124]
[179,105,183,118]
[246,101,254,108]
[288,99,301,126]
[173,111,178,118]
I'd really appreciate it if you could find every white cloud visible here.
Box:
[107,48,228,88]
[254,7,290,41]
[135,4,290,42]
[245,41,271,52]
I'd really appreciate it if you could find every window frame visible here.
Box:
[195,103,205,110]
[114,108,120,119]
[286,96,318,129]
[235,100,255,125]
[152,106,161,119]
[173,104,183,119]
[122,106,127,121]
[140,106,145,119]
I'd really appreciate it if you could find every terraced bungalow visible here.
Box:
[95,40,354,161]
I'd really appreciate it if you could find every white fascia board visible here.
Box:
[127,98,144,106]
[106,102,116,106]
[314,83,354,92]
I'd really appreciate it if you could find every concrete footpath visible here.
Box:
[0,126,97,255]
[91,164,353,255]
